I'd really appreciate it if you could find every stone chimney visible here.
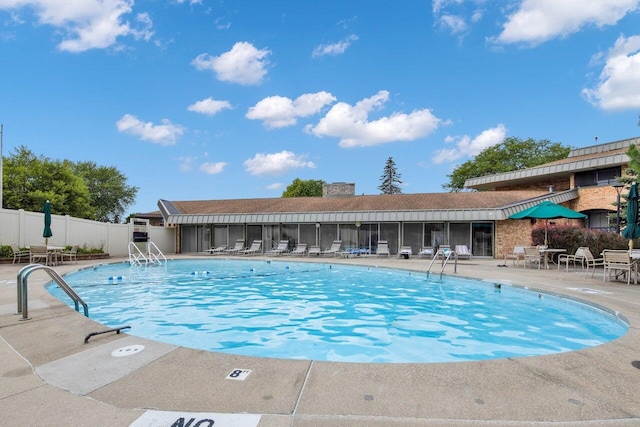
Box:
[323,182,355,197]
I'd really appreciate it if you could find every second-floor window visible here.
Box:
[575,167,622,187]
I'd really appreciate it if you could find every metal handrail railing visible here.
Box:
[426,249,458,280]
[148,241,167,265]
[128,242,148,265]
[17,264,88,320]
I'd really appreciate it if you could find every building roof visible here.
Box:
[159,189,580,225]
[464,136,638,190]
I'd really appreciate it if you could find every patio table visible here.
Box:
[540,248,566,270]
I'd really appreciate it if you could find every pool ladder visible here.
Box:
[426,249,458,280]
[128,241,167,266]
[17,264,88,320]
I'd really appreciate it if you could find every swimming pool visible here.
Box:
[47,259,628,363]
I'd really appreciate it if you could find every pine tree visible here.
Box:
[378,157,403,194]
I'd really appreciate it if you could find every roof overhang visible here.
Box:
[158,189,581,225]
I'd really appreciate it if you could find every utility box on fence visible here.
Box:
[130,218,151,253]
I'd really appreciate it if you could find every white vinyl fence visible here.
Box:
[0,208,175,256]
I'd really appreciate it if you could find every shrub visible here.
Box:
[532,225,635,255]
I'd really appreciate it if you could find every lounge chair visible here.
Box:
[267,240,289,256]
[376,241,390,257]
[455,245,472,260]
[397,246,412,259]
[11,244,29,264]
[417,246,434,259]
[435,245,451,259]
[558,247,588,271]
[289,243,307,256]
[206,245,227,255]
[321,241,342,257]
[308,245,321,256]
[242,240,262,256]
[504,246,525,266]
[224,239,245,255]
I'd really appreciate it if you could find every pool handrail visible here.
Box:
[17,263,88,320]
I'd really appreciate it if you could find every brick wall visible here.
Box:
[323,182,355,197]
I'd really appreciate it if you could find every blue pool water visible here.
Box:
[47,259,628,363]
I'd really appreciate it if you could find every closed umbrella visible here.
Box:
[42,200,52,246]
[621,182,640,249]
[509,200,587,245]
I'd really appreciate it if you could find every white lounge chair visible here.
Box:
[417,246,434,259]
[289,243,307,256]
[267,240,289,256]
[397,246,412,259]
[59,245,78,264]
[376,241,390,257]
[308,245,321,256]
[321,241,342,257]
[455,245,472,260]
[206,245,227,255]
[243,240,262,256]
[224,239,245,255]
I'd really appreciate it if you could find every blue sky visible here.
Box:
[1,0,640,215]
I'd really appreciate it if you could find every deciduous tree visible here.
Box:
[443,137,570,192]
[282,178,325,197]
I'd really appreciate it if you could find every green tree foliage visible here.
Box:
[72,161,138,223]
[378,157,402,194]
[626,143,640,176]
[282,178,325,197]
[443,137,571,192]
[2,146,137,222]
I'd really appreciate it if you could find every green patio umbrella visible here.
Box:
[621,182,640,249]
[509,200,587,245]
[42,200,52,246]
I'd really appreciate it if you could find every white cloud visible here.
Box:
[191,41,270,85]
[582,35,640,110]
[200,161,226,174]
[187,97,232,116]
[306,90,442,148]
[246,91,336,128]
[266,182,283,190]
[243,150,316,176]
[116,114,185,146]
[438,14,468,35]
[494,0,640,46]
[0,0,154,52]
[432,124,507,164]
[312,34,359,57]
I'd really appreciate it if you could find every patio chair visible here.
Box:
[206,245,227,255]
[397,246,412,259]
[504,246,525,266]
[455,245,472,260]
[224,239,245,254]
[307,245,321,256]
[557,247,588,271]
[417,246,434,259]
[29,245,51,266]
[602,250,635,285]
[584,248,605,277]
[267,240,289,256]
[59,245,78,264]
[523,246,542,269]
[321,241,342,257]
[242,240,262,256]
[289,243,307,256]
[11,244,29,264]
[376,241,390,257]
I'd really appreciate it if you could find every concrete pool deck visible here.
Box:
[1,255,639,426]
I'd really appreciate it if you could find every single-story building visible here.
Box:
[157,136,639,258]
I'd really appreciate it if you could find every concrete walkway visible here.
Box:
[1,255,639,426]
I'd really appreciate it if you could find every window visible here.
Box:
[575,167,621,187]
